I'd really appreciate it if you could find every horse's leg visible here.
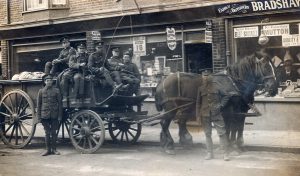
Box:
[236,116,246,151]
[160,112,176,155]
[178,117,193,147]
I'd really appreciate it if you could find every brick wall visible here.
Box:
[212,18,226,73]
[1,40,8,79]
[0,0,7,25]
[69,0,118,15]
[9,0,23,24]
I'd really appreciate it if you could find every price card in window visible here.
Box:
[133,36,146,56]
[282,34,300,47]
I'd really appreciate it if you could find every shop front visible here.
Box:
[6,19,212,102]
[216,1,300,131]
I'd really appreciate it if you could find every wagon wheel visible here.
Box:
[0,90,36,148]
[56,116,71,141]
[69,110,105,154]
[108,119,142,144]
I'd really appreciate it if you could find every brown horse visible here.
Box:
[155,53,277,154]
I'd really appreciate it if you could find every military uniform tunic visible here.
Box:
[44,46,76,75]
[88,52,115,87]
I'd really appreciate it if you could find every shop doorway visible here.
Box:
[185,43,212,74]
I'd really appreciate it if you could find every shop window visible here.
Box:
[234,23,300,97]
[23,0,68,11]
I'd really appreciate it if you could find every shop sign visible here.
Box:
[234,26,259,38]
[205,20,212,43]
[216,0,300,16]
[166,27,177,51]
[91,31,101,41]
[282,34,300,46]
[133,36,146,56]
[262,24,289,36]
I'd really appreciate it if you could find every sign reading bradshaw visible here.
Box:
[216,0,300,16]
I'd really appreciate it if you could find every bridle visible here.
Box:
[255,59,276,84]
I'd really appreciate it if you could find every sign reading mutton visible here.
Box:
[216,0,300,16]
[262,24,290,36]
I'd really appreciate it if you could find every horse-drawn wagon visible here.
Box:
[0,78,151,153]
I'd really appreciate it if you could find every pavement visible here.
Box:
[138,124,300,153]
[1,123,300,153]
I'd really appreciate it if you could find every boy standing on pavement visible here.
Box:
[37,75,62,156]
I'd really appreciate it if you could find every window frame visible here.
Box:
[23,0,69,12]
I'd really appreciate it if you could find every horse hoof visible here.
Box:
[165,149,176,155]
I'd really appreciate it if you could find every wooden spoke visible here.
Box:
[0,112,11,117]
[16,95,23,114]
[8,94,15,113]
[2,102,14,115]
[19,113,33,119]
[15,124,18,145]
[20,123,30,136]
[129,127,138,131]
[127,129,135,138]
[125,132,129,142]
[91,125,102,132]
[18,103,29,116]
[114,130,122,138]
[9,125,16,142]
[75,119,84,126]
[5,123,14,134]
[90,135,99,145]
[18,124,25,142]
[87,137,93,149]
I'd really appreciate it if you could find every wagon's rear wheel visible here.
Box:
[0,90,36,148]
[108,120,141,144]
[69,110,105,154]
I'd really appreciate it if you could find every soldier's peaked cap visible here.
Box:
[111,46,120,52]
[42,74,53,81]
[77,43,86,49]
[60,37,70,43]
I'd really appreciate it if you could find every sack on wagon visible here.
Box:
[11,71,45,80]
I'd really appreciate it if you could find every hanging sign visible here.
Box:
[282,34,300,47]
[205,20,212,43]
[166,27,177,50]
[133,36,146,56]
[91,31,101,41]
[234,26,259,38]
[262,24,290,36]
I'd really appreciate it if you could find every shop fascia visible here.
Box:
[216,0,300,16]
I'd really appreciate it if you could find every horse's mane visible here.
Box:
[226,54,257,83]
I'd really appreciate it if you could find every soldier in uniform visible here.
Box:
[121,51,141,95]
[88,41,119,89]
[106,46,124,86]
[37,75,62,156]
[198,75,233,161]
[61,43,89,101]
[44,37,76,76]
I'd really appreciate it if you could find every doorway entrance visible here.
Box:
[185,43,212,74]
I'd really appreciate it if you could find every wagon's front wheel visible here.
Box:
[69,110,105,154]
[0,90,36,148]
[108,120,141,144]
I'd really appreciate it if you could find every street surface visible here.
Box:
[0,125,300,176]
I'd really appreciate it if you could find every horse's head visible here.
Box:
[255,50,277,96]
